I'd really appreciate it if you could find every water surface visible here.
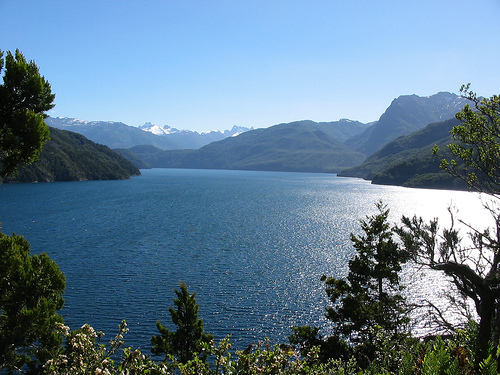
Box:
[0,169,488,349]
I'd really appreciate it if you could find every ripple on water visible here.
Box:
[0,169,489,349]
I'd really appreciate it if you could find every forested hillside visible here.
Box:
[339,117,468,190]
[1,127,141,183]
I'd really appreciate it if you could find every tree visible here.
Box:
[0,50,61,373]
[151,283,213,365]
[0,49,54,177]
[0,230,66,374]
[288,324,351,364]
[321,202,410,347]
[399,86,500,365]
[438,83,500,195]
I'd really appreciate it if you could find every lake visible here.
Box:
[0,168,489,351]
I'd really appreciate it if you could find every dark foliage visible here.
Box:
[395,86,500,369]
[1,127,140,183]
[322,202,410,347]
[340,117,468,190]
[0,231,65,374]
[114,148,151,169]
[151,283,213,364]
[0,49,53,177]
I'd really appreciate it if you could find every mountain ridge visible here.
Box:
[46,117,253,150]
[138,122,251,137]
[121,92,469,177]
[338,117,468,190]
[128,120,369,173]
[344,92,469,156]
[43,91,472,190]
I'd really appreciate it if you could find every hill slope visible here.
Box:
[339,117,467,190]
[2,127,141,183]
[128,120,368,173]
[344,92,470,156]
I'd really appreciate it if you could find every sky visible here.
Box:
[1,1,499,132]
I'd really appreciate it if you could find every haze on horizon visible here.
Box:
[1,0,499,132]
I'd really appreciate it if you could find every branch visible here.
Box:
[431,261,484,293]
[423,299,458,334]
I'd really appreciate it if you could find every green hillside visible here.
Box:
[2,127,141,183]
[339,117,467,190]
[114,148,152,169]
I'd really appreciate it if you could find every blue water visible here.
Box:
[0,169,487,351]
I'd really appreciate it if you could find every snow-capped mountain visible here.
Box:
[138,123,180,136]
[138,122,252,138]
[45,117,252,150]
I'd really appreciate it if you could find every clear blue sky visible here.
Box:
[1,1,499,132]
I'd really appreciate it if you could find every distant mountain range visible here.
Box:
[35,91,472,189]
[126,119,369,173]
[46,117,253,150]
[118,92,470,180]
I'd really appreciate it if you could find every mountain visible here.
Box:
[46,117,252,150]
[126,119,369,173]
[1,127,141,183]
[44,91,471,184]
[46,118,186,149]
[338,117,467,190]
[138,122,253,148]
[344,92,470,156]
[114,148,152,169]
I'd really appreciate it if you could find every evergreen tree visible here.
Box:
[322,202,410,345]
[0,49,54,177]
[151,283,213,364]
[439,84,500,195]
[0,231,66,374]
[0,49,62,373]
